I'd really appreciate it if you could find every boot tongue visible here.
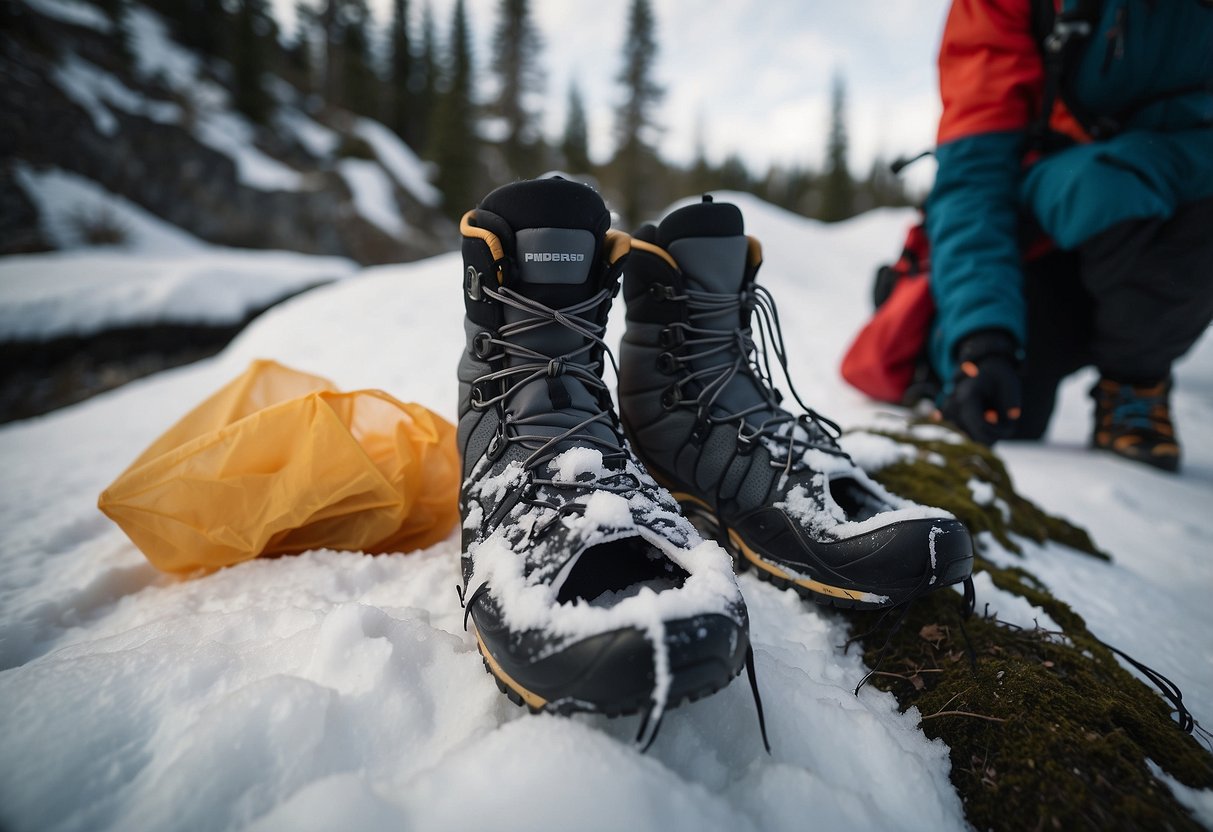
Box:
[477,178,619,459]
[480,177,609,304]
[659,200,776,429]
[657,200,749,297]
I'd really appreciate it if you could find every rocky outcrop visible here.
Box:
[0,2,456,264]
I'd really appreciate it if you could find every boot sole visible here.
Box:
[673,492,969,610]
[473,630,746,718]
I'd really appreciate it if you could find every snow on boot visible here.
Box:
[457,179,750,727]
[619,197,973,609]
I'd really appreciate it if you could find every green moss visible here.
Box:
[866,427,1106,559]
[842,423,1212,831]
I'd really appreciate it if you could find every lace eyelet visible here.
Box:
[690,421,710,445]
[661,387,680,411]
[737,428,756,455]
[472,331,494,359]
[469,384,486,410]
[656,352,678,374]
[487,429,506,461]
[659,325,685,348]
[648,283,675,302]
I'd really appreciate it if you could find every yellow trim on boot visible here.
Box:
[475,632,548,710]
[746,235,763,268]
[631,238,680,271]
[460,210,506,265]
[668,490,865,602]
[669,490,710,511]
[728,529,866,602]
[604,229,632,265]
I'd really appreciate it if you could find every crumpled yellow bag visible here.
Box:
[99,359,460,574]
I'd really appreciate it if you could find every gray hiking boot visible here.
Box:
[456,179,751,726]
[619,197,973,609]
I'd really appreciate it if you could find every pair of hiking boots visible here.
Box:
[455,177,973,729]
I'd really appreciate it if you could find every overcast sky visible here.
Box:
[274,0,951,189]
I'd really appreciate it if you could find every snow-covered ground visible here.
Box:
[1,195,1211,831]
[3,166,356,340]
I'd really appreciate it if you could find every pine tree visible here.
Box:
[685,112,714,196]
[97,0,133,65]
[613,0,664,226]
[233,0,273,124]
[560,81,590,174]
[287,1,319,93]
[428,0,480,220]
[819,73,855,222]
[489,0,543,176]
[407,2,438,151]
[339,0,379,118]
[860,156,909,210]
[179,0,225,58]
[388,0,413,140]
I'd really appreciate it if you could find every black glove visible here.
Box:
[939,329,1022,445]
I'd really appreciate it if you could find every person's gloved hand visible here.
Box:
[938,329,1022,445]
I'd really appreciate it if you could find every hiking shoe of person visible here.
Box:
[1091,377,1181,472]
[457,179,750,722]
[619,197,973,609]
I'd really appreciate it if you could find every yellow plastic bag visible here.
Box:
[99,359,460,574]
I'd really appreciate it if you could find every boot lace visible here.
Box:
[469,284,639,536]
[660,281,847,473]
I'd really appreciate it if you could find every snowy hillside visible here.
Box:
[4,0,452,263]
[1,195,1211,831]
[1,166,356,341]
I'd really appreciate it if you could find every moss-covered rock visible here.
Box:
[859,424,1106,559]
[842,422,1212,831]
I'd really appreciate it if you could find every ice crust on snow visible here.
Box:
[2,192,1210,831]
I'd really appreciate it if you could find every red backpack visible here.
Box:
[840,218,938,405]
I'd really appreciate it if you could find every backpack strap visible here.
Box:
[1029,0,1119,150]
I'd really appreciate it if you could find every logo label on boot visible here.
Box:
[523,252,586,262]
[516,228,595,284]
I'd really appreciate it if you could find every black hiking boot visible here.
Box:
[1091,377,1181,472]
[457,179,750,727]
[619,197,973,609]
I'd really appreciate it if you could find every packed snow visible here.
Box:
[1,193,1211,831]
[4,166,356,339]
